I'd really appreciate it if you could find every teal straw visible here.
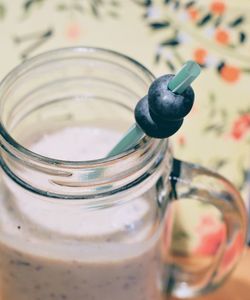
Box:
[107,61,201,157]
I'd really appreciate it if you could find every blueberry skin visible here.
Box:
[148,74,195,122]
[135,96,183,138]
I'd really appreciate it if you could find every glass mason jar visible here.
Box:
[0,47,247,300]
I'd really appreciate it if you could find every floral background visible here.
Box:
[0,0,249,257]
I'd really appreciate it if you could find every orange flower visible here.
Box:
[194,214,227,256]
[178,135,186,146]
[65,23,82,40]
[210,0,226,15]
[231,114,250,140]
[193,48,207,65]
[221,232,244,270]
[215,29,230,45]
[221,65,240,83]
[187,7,199,21]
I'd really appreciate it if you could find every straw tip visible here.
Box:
[184,60,202,78]
[168,60,202,94]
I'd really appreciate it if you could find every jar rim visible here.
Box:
[0,46,156,167]
[0,46,171,200]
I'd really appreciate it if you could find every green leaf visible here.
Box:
[133,0,152,6]
[238,107,250,114]
[108,11,118,17]
[185,1,195,8]
[24,0,34,11]
[209,92,216,103]
[73,4,84,13]
[166,60,175,71]
[242,67,250,73]
[203,124,224,135]
[110,0,120,6]
[154,52,161,64]
[220,109,228,120]
[197,13,212,27]
[149,22,170,29]
[56,4,67,11]
[24,0,45,12]
[229,16,245,27]
[173,231,189,241]
[214,159,227,170]
[0,3,6,19]
[239,31,247,44]
[90,3,99,17]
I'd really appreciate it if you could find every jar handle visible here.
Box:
[162,158,247,298]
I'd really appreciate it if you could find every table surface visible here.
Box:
[170,248,250,300]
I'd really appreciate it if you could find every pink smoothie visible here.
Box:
[0,127,164,300]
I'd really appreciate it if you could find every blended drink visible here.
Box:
[0,127,165,300]
[0,47,244,300]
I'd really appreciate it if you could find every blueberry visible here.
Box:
[148,74,195,122]
[135,96,183,138]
